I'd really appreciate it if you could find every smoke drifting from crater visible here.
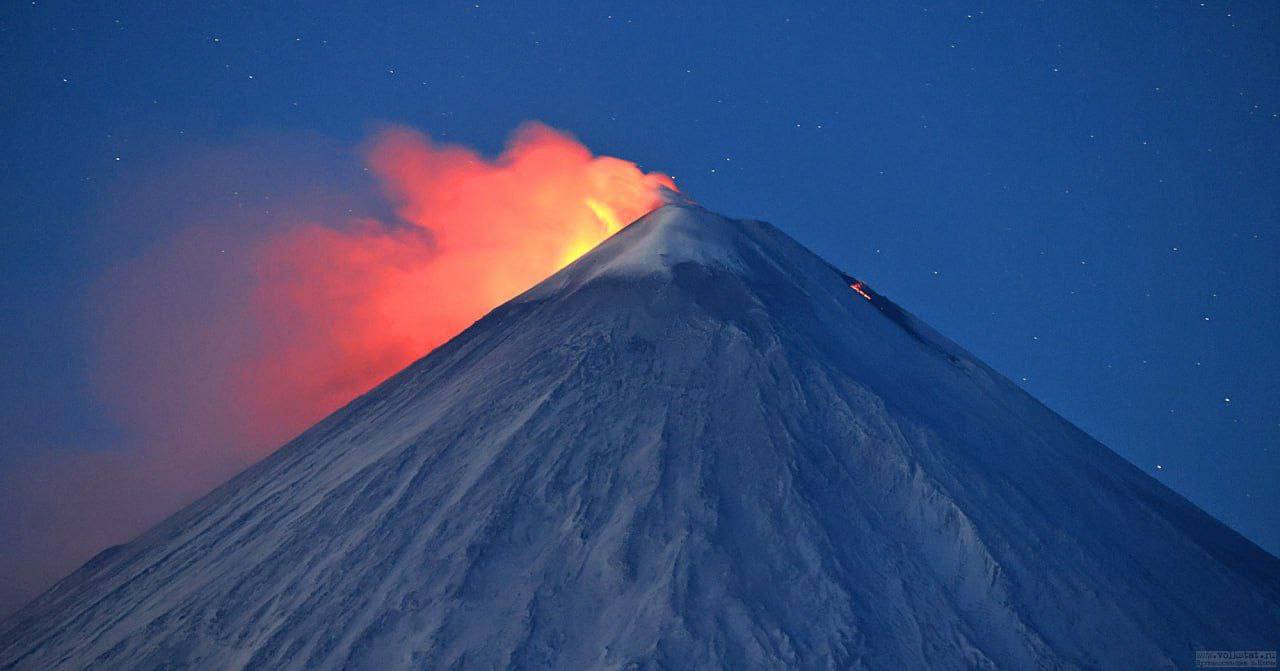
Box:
[0,123,673,615]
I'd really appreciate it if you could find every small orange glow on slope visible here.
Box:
[851,281,873,301]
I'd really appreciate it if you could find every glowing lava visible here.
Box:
[239,124,676,440]
[0,123,676,616]
[585,197,624,235]
[99,122,676,468]
[558,199,619,266]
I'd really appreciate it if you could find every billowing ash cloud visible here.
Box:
[0,123,673,616]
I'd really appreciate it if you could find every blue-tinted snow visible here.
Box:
[2,203,1277,669]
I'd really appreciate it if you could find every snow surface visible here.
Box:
[521,194,746,298]
[2,202,1277,670]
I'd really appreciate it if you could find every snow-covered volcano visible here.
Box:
[2,201,1277,669]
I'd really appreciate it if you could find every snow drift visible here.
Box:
[2,198,1277,669]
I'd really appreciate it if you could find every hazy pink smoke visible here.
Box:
[0,123,672,616]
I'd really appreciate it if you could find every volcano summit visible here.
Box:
[2,201,1277,669]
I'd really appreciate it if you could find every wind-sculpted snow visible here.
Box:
[2,203,1277,669]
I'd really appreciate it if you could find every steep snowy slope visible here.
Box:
[2,201,1277,669]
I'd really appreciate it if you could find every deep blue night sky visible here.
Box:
[1,1,1277,608]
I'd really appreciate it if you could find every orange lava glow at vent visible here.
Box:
[242,124,676,442]
[4,123,675,606]
[851,281,873,301]
[98,122,676,465]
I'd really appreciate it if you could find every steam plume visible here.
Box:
[0,123,673,616]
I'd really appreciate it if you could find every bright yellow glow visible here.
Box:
[559,198,627,266]
[559,238,596,267]
[585,197,623,234]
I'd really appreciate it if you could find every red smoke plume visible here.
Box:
[240,124,673,440]
[0,123,672,615]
